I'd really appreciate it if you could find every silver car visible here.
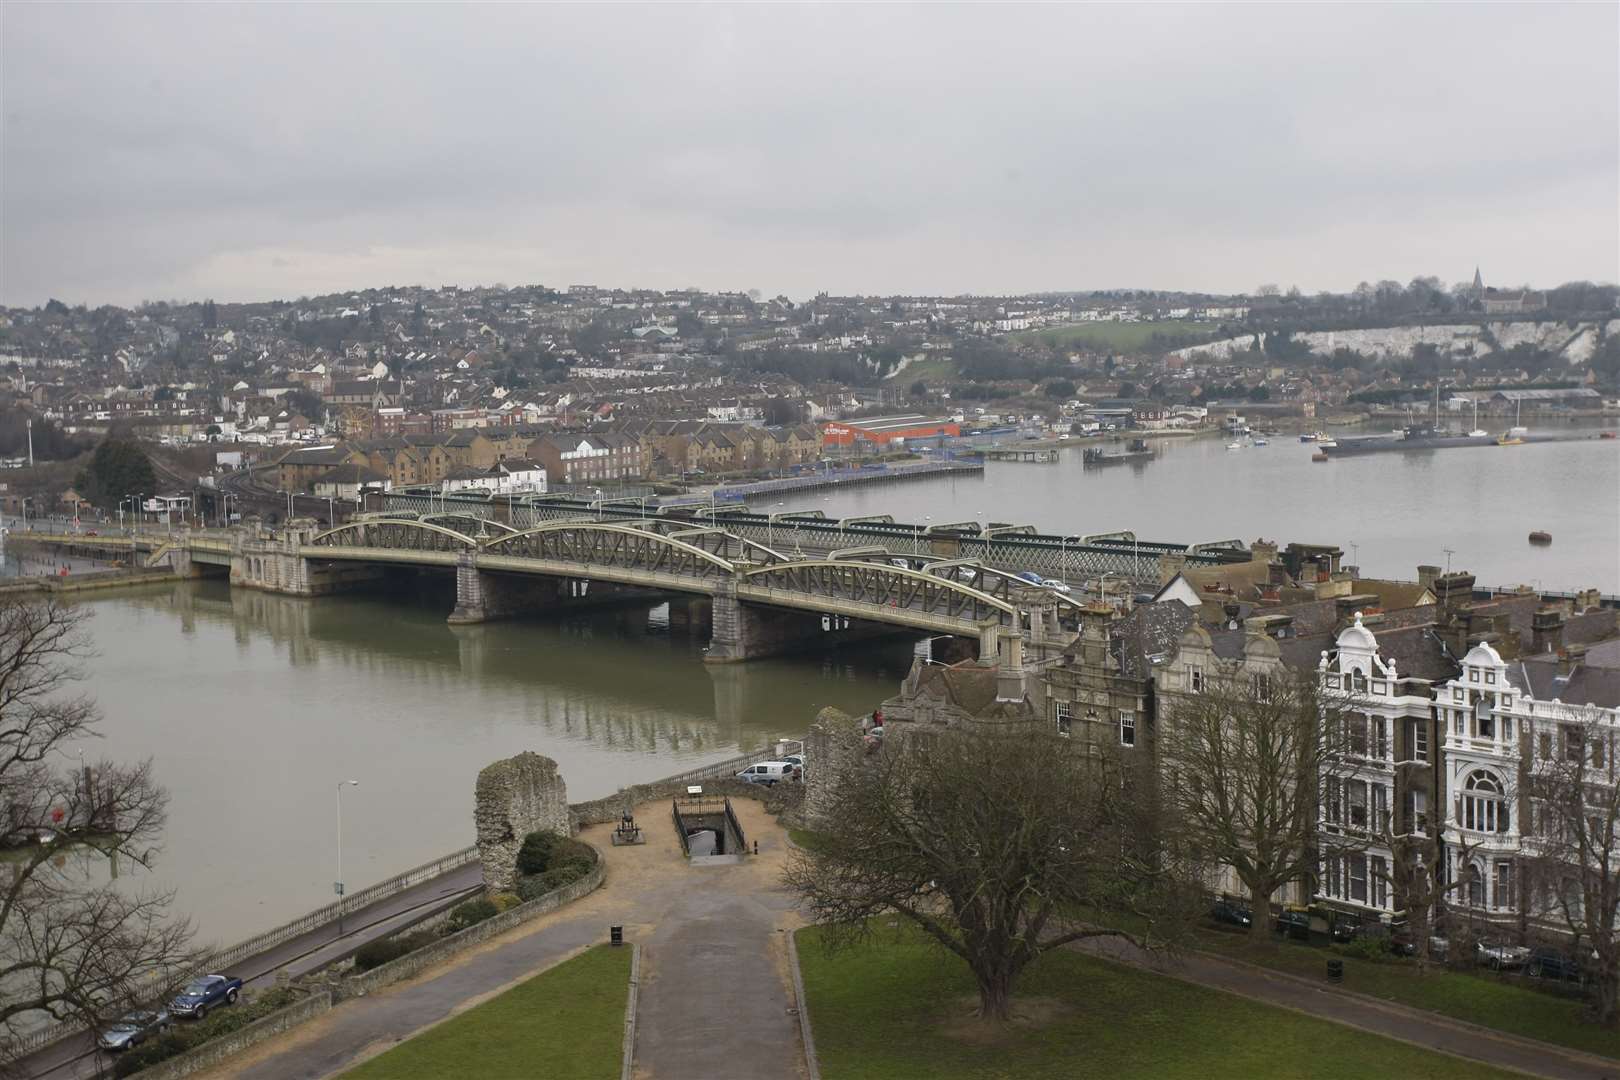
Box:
[97,1009,171,1052]
[1476,940,1531,969]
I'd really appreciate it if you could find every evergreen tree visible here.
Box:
[74,437,160,511]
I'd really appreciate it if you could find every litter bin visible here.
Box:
[610,925,624,947]
[1326,959,1344,983]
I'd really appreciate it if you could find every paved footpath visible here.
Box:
[200,800,806,1080]
[1077,936,1620,1080]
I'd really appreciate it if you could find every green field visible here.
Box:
[796,925,1520,1080]
[341,945,629,1080]
[1011,319,1213,352]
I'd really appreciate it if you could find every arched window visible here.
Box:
[1462,770,1509,833]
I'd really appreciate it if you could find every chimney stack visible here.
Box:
[1418,565,1442,592]
[1559,643,1589,678]
[1531,607,1566,655]
[1433,571,1477,614]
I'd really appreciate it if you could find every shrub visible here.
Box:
[490,891,522,913]
[354,929,439,971]
[516,874,553,902]
[354,937,411,972]
[550,837,597,868]
[515,830,559,876]
[1335,936,1393,964]
[446,897,500,933]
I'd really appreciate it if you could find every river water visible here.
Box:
[773,424,1620,594]
[72,582,911,945]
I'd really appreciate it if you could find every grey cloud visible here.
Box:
[3,2,1614,306]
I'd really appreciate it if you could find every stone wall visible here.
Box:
[802,706,867,829]
[474,752,571,891]
[132,991,332,1080]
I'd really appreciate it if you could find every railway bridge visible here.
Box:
[26,515,1075,665]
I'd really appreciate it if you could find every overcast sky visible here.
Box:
[2,3,1615,307]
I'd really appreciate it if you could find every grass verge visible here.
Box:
[1192,924,1620,1060]
[796,924,1521,1079]
[341,944,630,1080]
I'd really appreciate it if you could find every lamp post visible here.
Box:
[1100,572,1120,610]
[336,779,359,937]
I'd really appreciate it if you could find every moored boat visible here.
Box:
[1528,531,1552,545]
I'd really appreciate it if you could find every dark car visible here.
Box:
[96,1009,171,1052]
[167,974,242,1019]
[1274,908,1310,941]
[1352,922,1416,956]
[1210,897,1253,929]
[1527,947,1584,983]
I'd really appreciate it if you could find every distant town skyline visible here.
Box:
[3,3,1615,308]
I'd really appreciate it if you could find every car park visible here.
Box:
[167,974,242,1019]
[97,1009,171,1052]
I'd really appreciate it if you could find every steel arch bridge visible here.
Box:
[302,518,1026,635]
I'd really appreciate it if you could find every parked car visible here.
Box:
[735,761,796,786]
[1351,922,1415,956]
[1428,934,1450,961]
[1038,578,1072,594]
[1274,907,1310,940]
[956,566,980,582]
[97,1009,172,1052]
[781,755,804,769]
[1209,897,1252,929]
[167,974,242,1019]
[1476,940,1531,970]
[1526,946,1584,983]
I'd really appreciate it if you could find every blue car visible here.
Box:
[167,974,242,1019]
[1015,571,1043,585]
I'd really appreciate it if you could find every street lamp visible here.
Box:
[336,779,360,937]
[1099,572,1120,609]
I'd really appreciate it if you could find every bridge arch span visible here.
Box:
[309,518,479,552]
[479,521,737,579]
[738,558,1017,624]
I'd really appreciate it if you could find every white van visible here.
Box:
[736,761,797,786]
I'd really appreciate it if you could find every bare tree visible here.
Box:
[785,727,1204,1022]
[1522,706,1620,1026]
[1159,668,1359,940]
[1375,819,1482,975]
[0,598,192,1069]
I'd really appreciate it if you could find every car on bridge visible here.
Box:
[1014,571,1043,586]
[1039,577,1072,594]
[167,974,242,1019]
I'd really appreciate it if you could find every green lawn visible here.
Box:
[341,944,630,1080]
[796,925,1520,1079]
[1192,925,1620,1061]
[788,827,831,853]
[1011,320,1213,352]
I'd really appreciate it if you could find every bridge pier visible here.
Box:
[706,583,904,663]
[449,552,667,624]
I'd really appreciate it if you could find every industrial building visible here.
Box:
[819,414,961,452]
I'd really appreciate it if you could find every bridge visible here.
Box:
[381,489,1252,581]
[18,517,1073,664]
[301,516,1048,660]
